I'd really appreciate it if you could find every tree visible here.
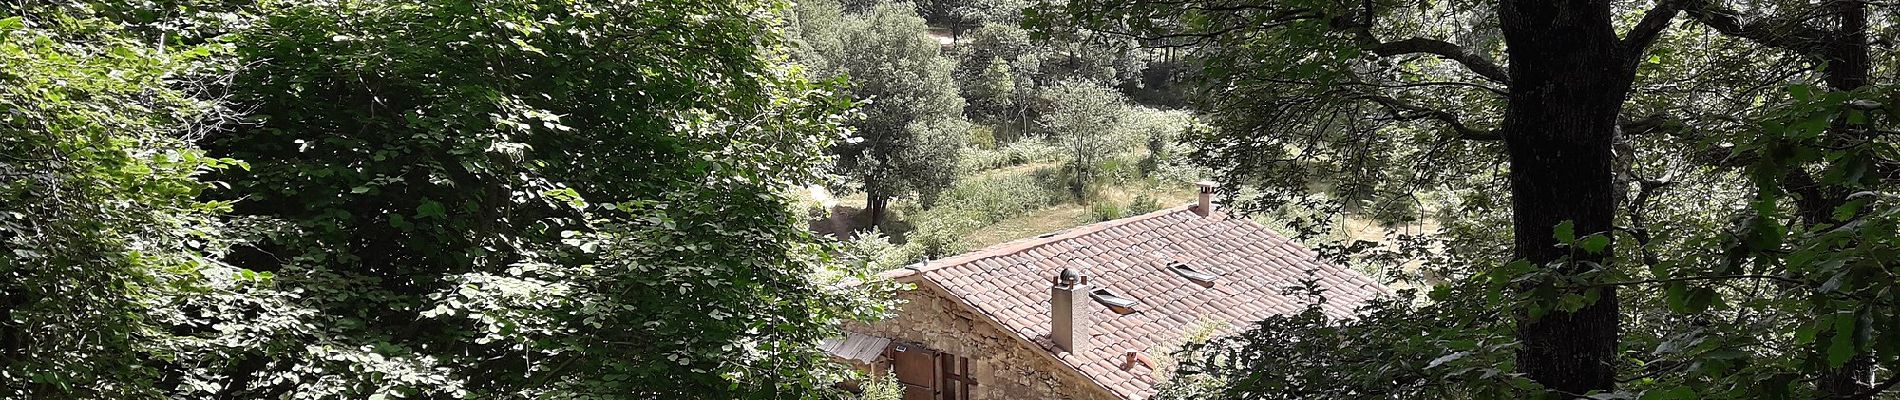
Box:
[969,57,1032,139]
[1673,1,1882,392]
[1043,0,1686,395]
[800,1,967,225]
[188,0,887,397]
[1046,0,1900,398]
[1038,79,1129,199]
[0,6,243,397]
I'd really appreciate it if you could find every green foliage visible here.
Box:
[967,123,997,150]
[1047,0,1900,399]
[855,371,905,400]
[956,138,1064,173]
[894,164,1066,257]
[799,0,967,211]
[0,7,242,397]
[843,228,910,274]
[908,208,983,258]
[174,0,887,398]
[1127,193,1162,215]
[1039,79,1131,199]
[1003,138,1068,164]
[938,166,1065,222]
[967,56,1022,125]
[1088,201,1126,222]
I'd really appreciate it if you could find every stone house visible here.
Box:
[824,183,1390,400]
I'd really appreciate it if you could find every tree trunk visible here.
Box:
[867,192,889,228]
[1814,0,1874,395]
[1498,0,1631,396]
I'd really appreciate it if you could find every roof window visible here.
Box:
[1169,261,1217,287]
[1090,288,1138,314]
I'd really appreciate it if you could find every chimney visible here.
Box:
[1194,180,1220,217]
[1050,267,1092,354]
[1121,349,1157,370]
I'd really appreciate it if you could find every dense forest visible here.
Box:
[3,0,1898,399]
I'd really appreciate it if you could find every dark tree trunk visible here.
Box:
[867,192,889,228]
[1814,0,1874,395]
[1498,0,1632,396]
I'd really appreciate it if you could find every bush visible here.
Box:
[909,208,983,258]
[858,371,904,400]
[956,138,1068,174]
[957,147,1015,173]
[937,166,1064,222]
[968,124,997,149]
[1002,138,1065,165]
[1090,201,1127,222]
[842,228,906,274]
[1128,193,1162,215]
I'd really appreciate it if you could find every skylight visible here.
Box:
[1090,288,1138,314]
[1169,261,1218,287]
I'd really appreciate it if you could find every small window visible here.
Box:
[1090,288,1139,314]
[1169,261,1218,287]
[941,354,976,400]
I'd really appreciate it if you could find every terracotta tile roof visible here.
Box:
[894,205,1388,399]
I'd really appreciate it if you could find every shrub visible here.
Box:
[968,124,997,149]
[842,228,906,274]
[937,166,1063,222]
[857,372,904,400]
[909,208,983,258]
[1128,193,1162,215]
[957,147,1015,174]
[1090,201,1126,222]
[1002,138,1065,165]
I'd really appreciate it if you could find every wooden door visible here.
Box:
[888,343,938,400]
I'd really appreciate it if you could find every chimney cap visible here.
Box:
[1055,267,1083,286]
[1195,180,1220,189]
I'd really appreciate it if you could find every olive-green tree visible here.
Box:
[1039,79,1129,199]
[800,0,967,224]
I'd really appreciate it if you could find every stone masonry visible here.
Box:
[846,287,1122,400]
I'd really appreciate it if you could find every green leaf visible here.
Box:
[1834,198,1867,222]
[0,16,22,31]
[1639,387,1693,400]
[1553,220,1576,243]
[416,200,447,219]
[1824,310,1861,368]
[1578,234,1611,254]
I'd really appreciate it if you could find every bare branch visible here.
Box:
[1371,38,1510,83]
[1357,94,1503,141]
[1679,0,1832,53]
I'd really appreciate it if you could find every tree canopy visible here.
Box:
[798,0,968,223]
[5,0,889,398]
[1042,0,1900,398]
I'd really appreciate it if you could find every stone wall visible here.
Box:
[846,286,1122,400]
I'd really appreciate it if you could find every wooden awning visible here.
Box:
[820,332,891,366]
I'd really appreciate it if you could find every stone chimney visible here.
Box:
[1050,267,1092,354]
[1194,180,1220,217]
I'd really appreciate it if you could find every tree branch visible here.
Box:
[1622,0,1684,64]
[1590,274,1807,287]
[1357,94,1503,141]
[1371,38,1511,83]
[1679,0,1832,53]
[1838,373,1900,399]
